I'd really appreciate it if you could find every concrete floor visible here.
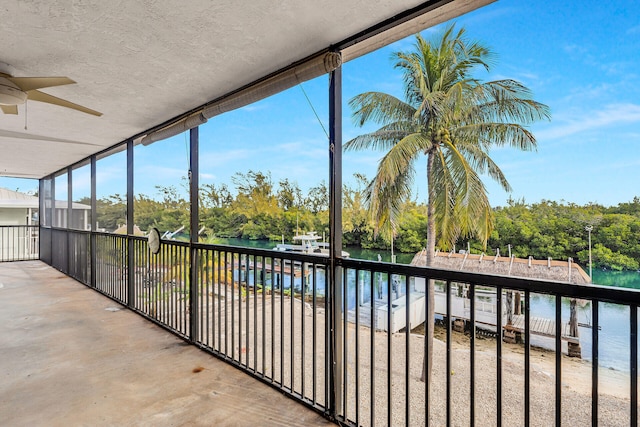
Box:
[0,261,334,427]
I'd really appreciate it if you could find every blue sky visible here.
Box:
[2,0,640,207]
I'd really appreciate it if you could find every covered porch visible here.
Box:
[1,1,639,426]
[0,260,331,426]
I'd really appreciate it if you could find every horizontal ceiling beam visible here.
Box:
[133,0,492,149]
[140,52,342,145]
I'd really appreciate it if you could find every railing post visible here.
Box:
[328,61,343,419]
[189,126,199,343]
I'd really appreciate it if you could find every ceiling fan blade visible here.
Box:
[0,129,101,146]
[0,171,39,178]
[27,89,102,116]
[1,104,18,114]
[8,76,75,92]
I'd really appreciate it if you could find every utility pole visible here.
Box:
[585,225,593,282]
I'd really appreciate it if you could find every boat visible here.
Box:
[273,231,350,258]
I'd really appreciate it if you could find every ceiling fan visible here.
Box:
[0,71,102,116]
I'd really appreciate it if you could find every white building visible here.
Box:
[0,187,39,226]
[0,187,90,260]
[0,187,39,260]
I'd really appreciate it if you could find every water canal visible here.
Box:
[210,237,640,371]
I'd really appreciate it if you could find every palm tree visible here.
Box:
[345,24,550,384]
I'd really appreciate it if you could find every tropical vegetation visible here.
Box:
[84,180,640,272]
[344,24,550,382]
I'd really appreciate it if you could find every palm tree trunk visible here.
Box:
[421,151,436,386]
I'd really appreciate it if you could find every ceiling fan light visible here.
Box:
[0,82,27,105]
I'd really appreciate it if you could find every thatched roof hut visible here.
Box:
[113,224,145,236]
[411,249,591,285]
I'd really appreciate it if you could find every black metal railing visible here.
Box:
[68,229,90,285]
[0,225,39,262]
[131,237,191,338]
[36,228,640,426]
[189,244,331,412]
[94,232,128,304]
[337,257,640,427]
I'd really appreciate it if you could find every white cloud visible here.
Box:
[199,172,216,180]
[343,152,384,170]
[274,141,304,152]
[240,103,269,113]
[273,140,325,158]
[560,82,616,103]
[562,43,587,55]
[142,165,187,178]
[589,157,640,173]
[536,103,640,140]
[199,149,252,166]
[627,25,640,35]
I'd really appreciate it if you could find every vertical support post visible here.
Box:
[90,156,96,288]
[38,180,44,227]
[446,280,452,426]
[38,179,44,261]
[470,284,476,427]
[50,176,55,260]
[51,176,55,227]
[496,285,503,427]
[631,306,638,427]
[555,295,562,425]
[189,126,199,343]
[189,127,199,244]
[329,61,343,419]
[38,179,43,222]
[126,139,135,308]
[524,289,531,427]
[66,167,72,273]
[67,167,72,230]
[591,300,599,425]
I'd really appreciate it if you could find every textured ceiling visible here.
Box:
[0,0,489,179]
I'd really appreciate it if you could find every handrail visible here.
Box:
[0,225,39,262]
[339,256,640,306]
[36,228,640,426]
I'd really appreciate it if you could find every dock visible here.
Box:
[347,289,579,345]
[346,298,387,329]
[508,314,578,344]
[234,259,314,279]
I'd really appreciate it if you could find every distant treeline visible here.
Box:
[82,171,640,271]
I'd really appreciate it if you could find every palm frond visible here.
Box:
[365,171,413,234]
[466,80,551,124]
[344,122,416,152]
[349,92,416,126]
[454,122,538,152]
[365,147,416,234]
[374,133,428,183]
[454,141,512,192]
